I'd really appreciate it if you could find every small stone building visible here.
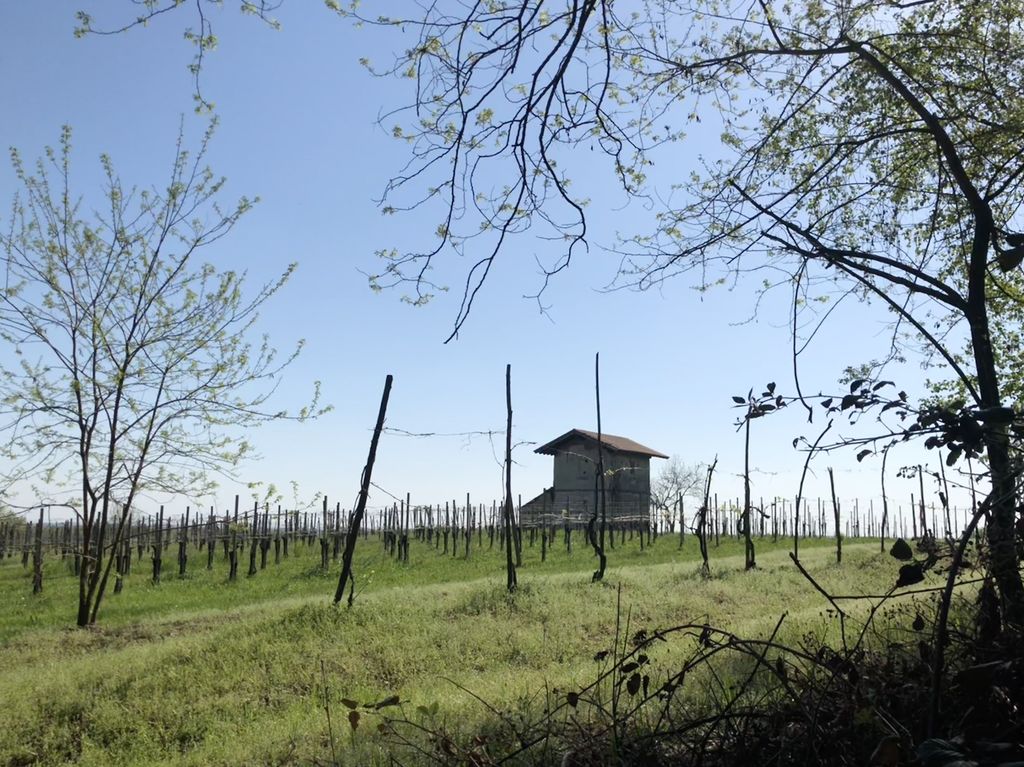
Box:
[520,428,667,527]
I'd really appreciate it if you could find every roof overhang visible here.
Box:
[534,428,668,459]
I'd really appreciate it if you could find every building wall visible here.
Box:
[521,439,653,525]
[552,438,651,497]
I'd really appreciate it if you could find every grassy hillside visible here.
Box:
[0,535,912,765]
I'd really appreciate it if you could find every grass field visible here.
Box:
[0,534,917,766]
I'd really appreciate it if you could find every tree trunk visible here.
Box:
[967,220,1024,626]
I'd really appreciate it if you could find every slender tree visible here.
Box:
[650,456,704,533]
[733,384,784,570]
[0,124,324,626]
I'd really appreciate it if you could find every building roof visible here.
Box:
[534,429,668,459]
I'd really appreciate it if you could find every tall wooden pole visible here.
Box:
[335,375,393,606]
[503,364,517,593]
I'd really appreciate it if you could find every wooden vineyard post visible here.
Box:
[206,509,215,570]
[489,500,496,550]
[395,501,402,561]
[248,502,259,577]
[678,495,685,549]
[121,512,132,580]
[589,352,608,583]
[282,510,290,559]
[114,513,130,594]
[332,501,342,561]
[31,507,44,594]
[714,494,720,547]
[464,493,472,559]
[514,493,522,566]
[20,522,30,568]
[503,364,518,593]
[152,506,164,585]
[221,509,229,559]
[274,506,282,565]
[334,374,393,606]
[829,469,842,564]
[401,493,410,563]
[392,504,400,557]
[452,499,459,559]
[229,496,239,582]
[443,502,450,554]
[72,516,81,576]
[178,507,190,578]
[260,504,270,570]
[320,496,330,571]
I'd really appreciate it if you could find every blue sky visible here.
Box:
[1,3,966,522]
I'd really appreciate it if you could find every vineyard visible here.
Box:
[0,489,980,605]
[0,518,914,766]
[0,383,999,765]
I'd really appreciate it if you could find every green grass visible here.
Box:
[0,534,915,766]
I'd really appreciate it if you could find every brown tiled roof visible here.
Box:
[534,428,668,458]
